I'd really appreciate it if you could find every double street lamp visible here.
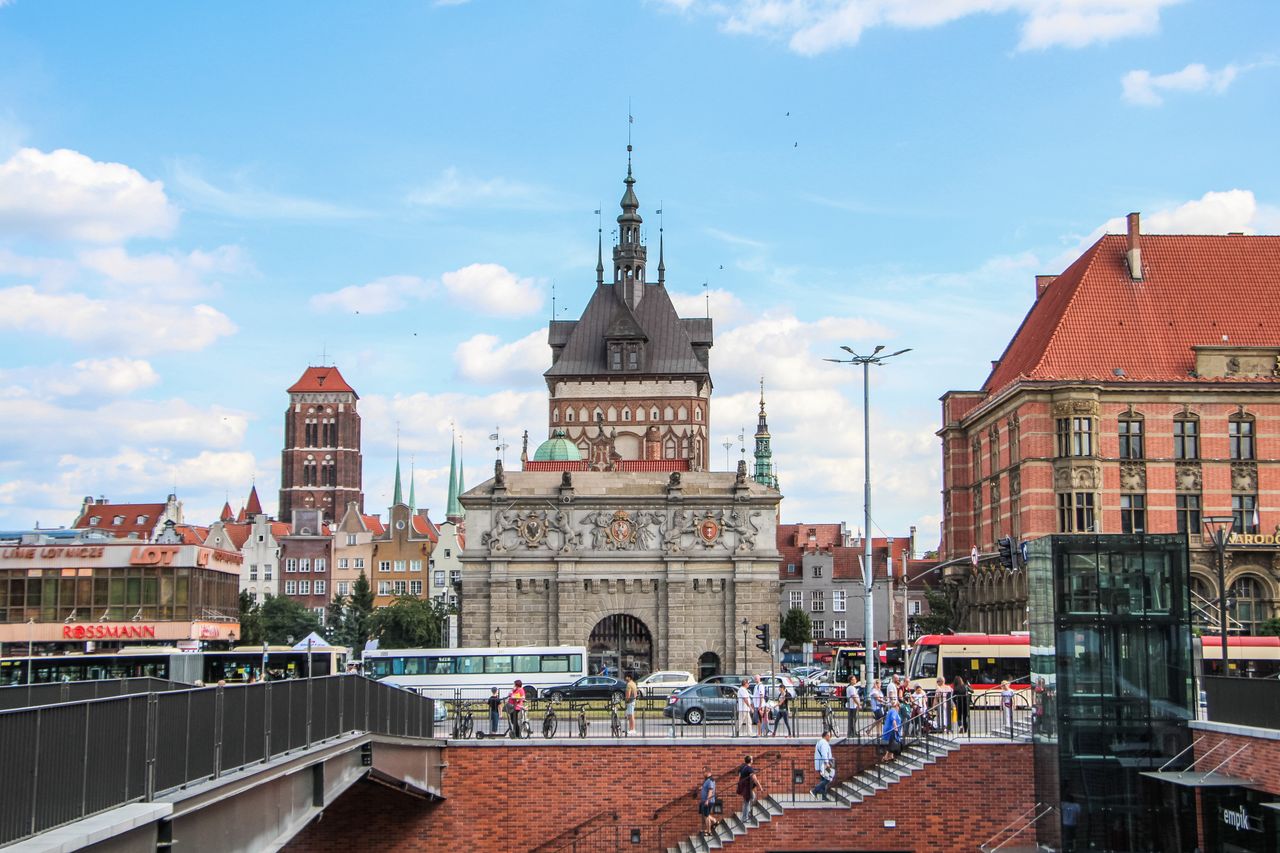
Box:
[1202,515,1235,676]
[825,344,911,687]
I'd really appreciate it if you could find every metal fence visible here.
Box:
[1203,674,1280,728]
[429,687,1030,741]
[0,675,434,847]
[0,677,184,711]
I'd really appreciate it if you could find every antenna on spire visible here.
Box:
[657,203,665,286]
[703,280,709,319]
[320,342,328,366]
[595,207,604,286]
[551,279,556,322]
[627,98,633,149]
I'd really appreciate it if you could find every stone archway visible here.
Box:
[698,651,721,680]
[588,614,653,679]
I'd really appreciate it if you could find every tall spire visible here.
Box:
[753,377,776,489]
[446,432,464,521]
[657,204,665,287]
[596,208,604,287]
[392,451,404,506]
[408,457,417,511]
[613,144,647,305]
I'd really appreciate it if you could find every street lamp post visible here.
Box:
[825,344,911,687]
[1203,516,1235,676]
[741,618,748,673]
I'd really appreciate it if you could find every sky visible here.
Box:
[0,1,1277,549]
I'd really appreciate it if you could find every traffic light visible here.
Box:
[997,536,1015,569]
[755,623,771,653]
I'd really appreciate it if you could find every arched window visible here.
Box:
[664,406,674,420]
[678,406,687,421]
[664,438,676,459]
[698,652,721,680]
[552,407,559,423]
[1229,575,1270,634]
[566,409,575,423]
[579,407,589,423]
[607,406,617,421]
[695,407,703,422]
[622,408,631,422]
[636,407,645,422]
[651,407,659,421]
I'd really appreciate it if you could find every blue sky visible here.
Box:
[0,0,1276,547]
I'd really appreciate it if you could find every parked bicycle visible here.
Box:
[452,700,475,740]
[609,700,623,737]
[817,697,835,736]
[542,700,559,739]
[569,702,589,738]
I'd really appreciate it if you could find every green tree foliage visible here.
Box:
[238,590,263,646]
[1259,617,1280,638]
[780,607,812,647]
[325,593,347,644]
[914,584,961,635]
[369,595,453,649]
[259,594,322,645]
[342,571,375,650]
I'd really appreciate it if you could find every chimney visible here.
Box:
[1035,275,1057,298]
[1126,212,1142,281]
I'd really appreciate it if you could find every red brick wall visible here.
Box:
[1193,725,1280,795]
[286,742,1032,853]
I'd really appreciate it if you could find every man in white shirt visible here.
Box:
[751,676,768,734]
[885,674,900,705]
[736,682,756,736]
[810,730,835,800]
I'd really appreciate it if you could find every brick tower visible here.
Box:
[280,365,363,523]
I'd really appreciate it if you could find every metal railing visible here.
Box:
[531,810,620,853]
[1202,674,1280,728]
[0,677,184,711]
[0,675,434,847]
[653,751,786,852]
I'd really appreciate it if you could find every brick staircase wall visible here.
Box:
[286,741,1031,853]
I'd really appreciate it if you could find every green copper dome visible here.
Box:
[533,430,582,462]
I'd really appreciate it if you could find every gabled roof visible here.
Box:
[777,522,911,582]
[983,233,1280,396]
[74,502,165,538]
[244,485,263,516]
[219,502,235,523]
[287,365,357,395]
[221,522,252,550]
[410,513,439,542]
[363,514,386,536]
[545,283,711,379]
[175,524,209,545]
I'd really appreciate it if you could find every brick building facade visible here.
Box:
[280,365,363,524]
[940,215,1280,633]
[278,508,333,623]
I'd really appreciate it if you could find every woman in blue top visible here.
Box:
[881,703,902,762]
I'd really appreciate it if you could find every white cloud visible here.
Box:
[0,358,160,401]
[669,287,749,326]
[78,245,248,301]
[406,166,552,209]
[0,147,178,242]
[0,248,79,290]
[310,275,433,314]
[454,329,547,384]
[661,0,1181,55]
[1122,62,1239,106]
[0,285,237,354]
[441,263,543,316]
[714,309,895,390]
[170,162,359,220]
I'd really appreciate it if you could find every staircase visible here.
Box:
[664,736,959,853]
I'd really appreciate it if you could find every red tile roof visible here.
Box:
[777,523,912,581]
[244,485,263,516]
[175,524,209,545]
[74,502,165,538]
[362,514,386,536]
[220,502,235,523]
[222,522,252,550]
[411,513,440,542]
[287,365,357,395]
[984,233,1280,396]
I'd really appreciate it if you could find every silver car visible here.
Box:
[662,683,739,724]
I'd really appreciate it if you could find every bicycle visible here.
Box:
[569,702,589,738]
[452,700,475,740]
[817,697,835,736]
[609,700,623,737]
[541,700,559,739]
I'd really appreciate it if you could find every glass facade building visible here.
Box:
[1027,534,1196,852]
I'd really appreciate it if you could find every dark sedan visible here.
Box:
[544,675,628,703]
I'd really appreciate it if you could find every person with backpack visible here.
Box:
[952,675,970,733]
[698,772,718,838]
[736,754,762,823]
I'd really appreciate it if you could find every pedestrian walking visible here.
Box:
[810,730,835,801]
[1000,679,1014,735]
[487,686,502,735]
[736,755,762,823]
[771,686,793,736]
[934,677,953,733]
[699,772,718,837]
[952,675,970,733]
[880,702,902,762]
[506,679,526,738]
[845,674,861,738]
[885,673,900,706]
[624,672,639,736]
[752,676,768,734]
[1061,793,1081,852]
[869,681,885,726]
[736,681,755,736]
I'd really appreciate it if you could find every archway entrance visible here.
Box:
[588,614,652,679]
[698,652,721,681]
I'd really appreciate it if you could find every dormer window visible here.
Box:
[88,517,100,526]
[113,515,125,525]
[610,344,623,371]
[136,515,148,524]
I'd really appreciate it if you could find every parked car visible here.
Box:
[662,683,740,724]
[543,675,628,703]
[637,670,696,697]
[698,674,753,689]
[757,674,800,699]
[788,665,824,681]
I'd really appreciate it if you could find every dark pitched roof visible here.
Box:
[545,283,711,379]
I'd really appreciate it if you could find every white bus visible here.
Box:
[362,645,587,700]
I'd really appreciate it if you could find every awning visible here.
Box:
[1141,771,1257,789]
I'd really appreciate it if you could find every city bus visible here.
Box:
[0,645,348,686]
[906,633,1031,696]
[1198,635,1280,678]
[363,645,588,700]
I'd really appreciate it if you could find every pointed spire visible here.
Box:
[408,457,417,511]
[446,433,461,520]
[392,452,404,507]
[245,485,263,517]
[596,214,605,286]
[657,205,665,287]
[457,439,466,518]
[220,501,234,523]
[754,377,775,489]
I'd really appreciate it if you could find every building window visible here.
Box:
[832,620,848,640]
[314,558,326,572]
[1229,576,1269,634]
[1229,417,1255,460]
[315,580,327,595]
[1057,492,1095,533]
[610,345,622,370]
[1173,418,1199,460]
[1117,417,1144,459]
[248,591,258,603]
[264,564,273,581]
[299,580,310,594]
[249,565,258,581]
[812,563,823,579]
[988,425,999,473]
[450,570,461,585]
[1232,494,1258,534]
[444,548,451,558]
[410,581,423,596]
[1056,417,1094,457]
[354,558,364,569]
[1120,494,1146,534]
[337,582,350,596]
[410,560,422,572]
[789,590,802,610]
[285,580,297,595]
[908,600,922,616]
[286,559,297,572]
[299,559,310,573]
[346,534,357,546]
[393,560,406,572]
[627,346,639,370]
[810,590,825,612]
[337,558,348,569]
[786,563,796,574]
[379,561,391,573]
[313,607,326,623]
[1176,494,1201,535]
[812,620,825,639]
[833,590,847,612]
[393,580,407,596]
[435,570,446,588]
[378,581,391,596]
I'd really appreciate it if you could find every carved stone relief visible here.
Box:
[1119,462,1146,493]
[1175,463,1202,493]
[1008,469,1021,497]
[1231,462,1257,494]
[1051,399,1099,417]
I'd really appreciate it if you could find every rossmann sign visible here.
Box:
[61,624,157,640]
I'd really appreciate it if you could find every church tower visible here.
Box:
[753,378,776,489]
[279,365,363,523]
[544,147,713,470]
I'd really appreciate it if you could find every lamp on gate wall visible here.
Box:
[630,828,641,844]
[793,768,805,785]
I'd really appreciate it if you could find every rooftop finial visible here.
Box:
[657,203,665,286]
[595,207,604,286]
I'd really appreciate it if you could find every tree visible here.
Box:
[914,583,961,635]
[238,590,264,646]
[780,607,812,648]
[1259,617,1280,638]
[369,595,453,649]
[325,593,348,645]
[343,571,375,651]
[258,594,322,645]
